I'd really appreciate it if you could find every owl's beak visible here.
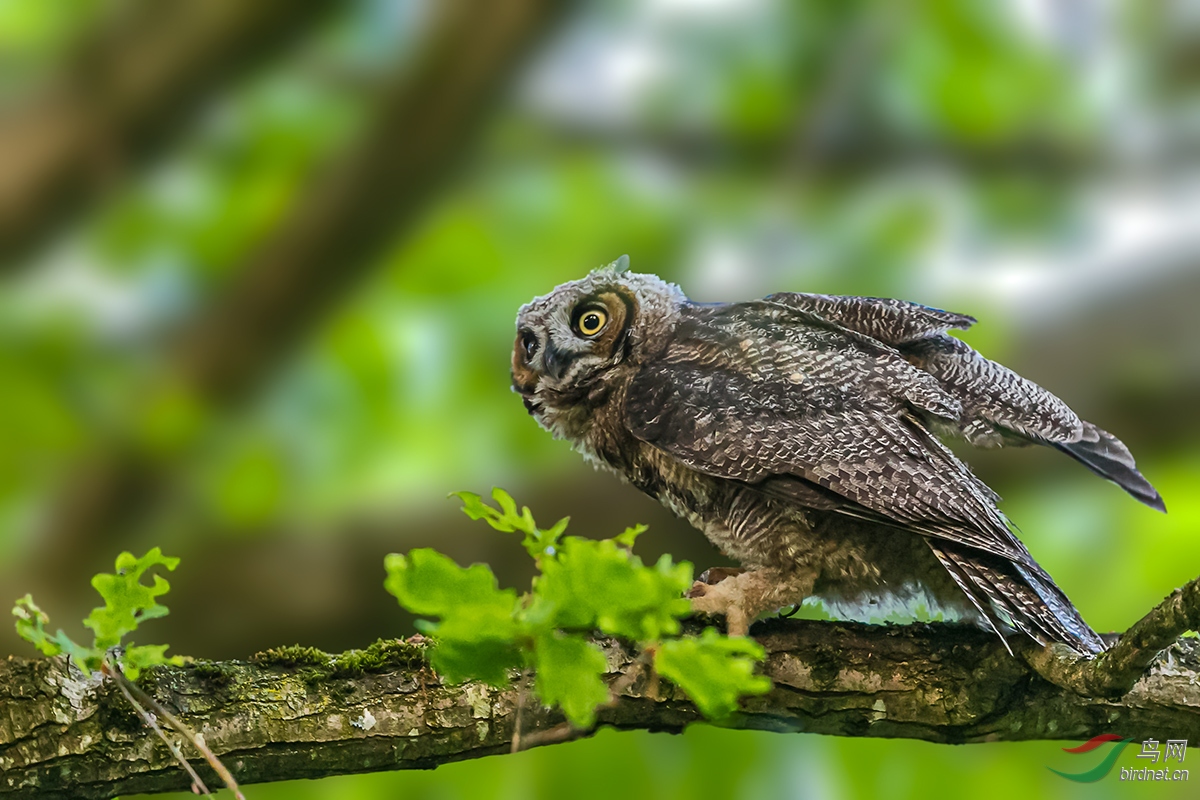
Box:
[541,343,576,382]
[510,330,572,415]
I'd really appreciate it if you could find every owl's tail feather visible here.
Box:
[1054,423,1166,513]
[928,542,1106,656]
[927,542,1013,655]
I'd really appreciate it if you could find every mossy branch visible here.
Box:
[4,612,1200,799]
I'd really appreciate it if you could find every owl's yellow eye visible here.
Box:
[575,307,608,337]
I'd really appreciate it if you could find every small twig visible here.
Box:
[512,722,578,751]
[510,669,531,754]
[108,661,247,800]
[512,645,653,753]
[103,662,211,796]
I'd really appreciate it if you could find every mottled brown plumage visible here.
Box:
[511,257,1165,655]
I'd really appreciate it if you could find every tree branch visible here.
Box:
[527,119,1103,179]
[1021,575,1200,697]
[4,604,1200,799]
[0,0,344,266]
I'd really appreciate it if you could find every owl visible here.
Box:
[511,256,1164,655]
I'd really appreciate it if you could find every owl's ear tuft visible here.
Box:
[590,254,630,277]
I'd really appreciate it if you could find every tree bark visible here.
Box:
[3,619,1199,800]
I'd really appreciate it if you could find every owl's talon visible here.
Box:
[688,579,752,636]
[688,567,814,637]
[696,567,744,586]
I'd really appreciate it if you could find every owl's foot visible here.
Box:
[689,581,752,636]
[686,567,744,597]
[688,567,815,637]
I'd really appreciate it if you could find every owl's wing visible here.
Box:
[904,335,1165,511]
[766,293,1164,511]
[763,292,1081,442]
[763,293,1081,441]
[624,301,1030,564]
[762,292,976,345]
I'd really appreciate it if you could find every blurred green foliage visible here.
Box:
[4,0,1199,798]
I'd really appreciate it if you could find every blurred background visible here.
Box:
[1,0,1197,798]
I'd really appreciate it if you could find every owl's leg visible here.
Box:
[687,567,816,637]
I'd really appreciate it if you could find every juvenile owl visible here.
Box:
[511,256,1164,654]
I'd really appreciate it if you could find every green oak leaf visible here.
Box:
[385,549,523,685]
[536,537,692,641]
[384,549,518,618]
[452,489,568,561]
[14,550,182,678]
[122,644,184,680]
[533,632,610,729]
[401,490,772,724]
[12,595,69,657]
[84,548,180,651]
[655,628,771,720]
[418,611,524,685]
[614,524,648,549]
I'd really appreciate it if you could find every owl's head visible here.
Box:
[512,256,685,422]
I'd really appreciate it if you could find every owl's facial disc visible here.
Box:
[511,288,633,412]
